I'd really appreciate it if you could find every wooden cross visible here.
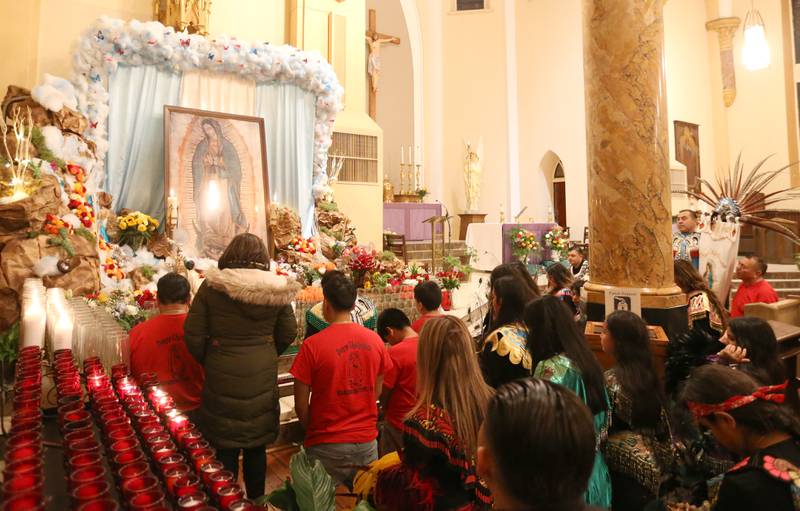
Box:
[365,8,400,119]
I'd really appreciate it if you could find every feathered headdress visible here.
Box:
[679,154,800,245]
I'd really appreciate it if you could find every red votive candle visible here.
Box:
[2,458,43,479]
[71,480,111,506]
[216,484,244,509]
[4,444,43,464]
[1,492,45,511]
[150,441,178,462]
[177,491,208,510]
[173,422,197,445]
[60,406,90,426]
[128,489,166,510]
[98,403,124,418]
[207,469,234,494]
[140,424,166,443]
[107,427,137,444]
[153,396,174,414]
[77,498,121,511]
[11,408,42,427]
[112,448,146,468]
[163,463,191,495]
[199,460,224,485]
[6,430,42,450]
[135,413,160,430]
[65,438,101,458]
[103,417,133,436]
[173,473,201,498]
[69,465,107,490]
[117,461,151,481]
[8,420,42,438]
[227,499,258,511]
[180,430,203,449]
[190,448,216,472]
[62,418,93,435]
[109,438,140,454]
[63,428,95,445]
[2,473,44,500]
[167,413,189,435]
[157,453,187,476]
[13,396,40,411]
[66,452,103,472]
[120,474,160,500]
[184,439,210,457]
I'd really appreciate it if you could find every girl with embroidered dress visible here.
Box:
[679,364,800,511]
[546,263,577,316]
[717,316,788,386]
[480,262,540,339]
[525,295,612,509]
[479,276,533,388]
[601,311,676,510]
[374,316,494,511]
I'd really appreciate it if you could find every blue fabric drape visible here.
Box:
[254,83,316,237]
[106,65,181,221]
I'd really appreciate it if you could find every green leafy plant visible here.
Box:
[380,250,396,262]
[372,272,392,290]
[30,126,66,170]
[0,323,20,367]
[257,448,336,511]
[416,188,428,201]
[317,201,339,212]
[48,227,76,257]
[139,265,157,281]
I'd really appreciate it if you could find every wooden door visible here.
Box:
[553,181,567,228]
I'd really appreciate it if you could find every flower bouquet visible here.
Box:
[544,226,570,260]
[85,289,149,331]
[117,211,159,252]
[436,269,464,311]
[347,246,379,288]
[286,236,317,255]
[509,227,541,263]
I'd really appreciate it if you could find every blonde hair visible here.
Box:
[410,316,493,456]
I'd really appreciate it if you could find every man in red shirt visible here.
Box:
[730,256,779,318]
[291,271,392,486]
[411,280,443,333]
[376,308,418,456]
[129,273,204,411]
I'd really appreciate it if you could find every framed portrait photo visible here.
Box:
[164,106,271,259]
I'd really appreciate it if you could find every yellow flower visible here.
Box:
[137,224,147,232]
[97,293,109,304]
[126,218,137,227]
[151,219,160,228]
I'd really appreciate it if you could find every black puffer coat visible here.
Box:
[184,267,299,448]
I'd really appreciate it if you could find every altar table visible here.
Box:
[383,203,443,241]
[466,222,557,271]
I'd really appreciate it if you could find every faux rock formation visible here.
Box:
[269,204,302,252]
[0,175,67,250]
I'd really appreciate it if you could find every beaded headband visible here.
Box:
[686,381,788,419]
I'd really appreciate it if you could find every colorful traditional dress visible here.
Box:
[304,296,377,338]
[479,323,531,388]
[707,437,800,510]
[673,231,700,269]
[687,291,725,342]
[535,354,612,509]
[604,369,677,509]
[374,404,492,511]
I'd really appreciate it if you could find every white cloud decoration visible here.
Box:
[71,17,344,198]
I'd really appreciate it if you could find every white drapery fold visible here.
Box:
[254,83,316,236]
[106,65,182,220]
[178,70,256,115]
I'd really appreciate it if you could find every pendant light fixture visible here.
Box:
[742,0,771,71]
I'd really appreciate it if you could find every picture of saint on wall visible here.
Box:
[164,106,270,259]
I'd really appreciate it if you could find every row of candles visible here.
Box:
[21,278,73,351]
[2,346,46,510]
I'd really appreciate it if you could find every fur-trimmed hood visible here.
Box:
[204,267,301,306]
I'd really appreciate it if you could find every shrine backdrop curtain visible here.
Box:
[106,65,182,221]
[254,83,316,237]
[178,70,256,115]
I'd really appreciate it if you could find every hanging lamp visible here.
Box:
[742,0,770,71]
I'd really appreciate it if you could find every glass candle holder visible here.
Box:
[177,491,208,510]
[156,453,187,476]
[2,473,43,500]
[62,418,93,436]
[184,439,210,457]
[227,499,258,511]
[190,448,216,472]
[163,463,191,495]
[76,498,121,511]
[107,427,136,444]
[1,492,45,511]
[11,408,42,427]
[173,473,201,498]
[140,425,166,443]
[4,444,44,464]
[179,430,203,449]
[111,448,146,468]
[66,452,103,472]
[128,489,166,511]
[69,465,107,490]
[173,422,197,445]
[120,474,160,500]
[150,441,178,462]
[2,458,43,480]
[199,460,224,485]
[103,417,133,437]
[109,438,140,456]
[65,438,101,458]
[6,431,42,450]
[117,462,151,482]
[71,480,111,506]
[207,470,234,495]
[63,429,95,445]
[216,484,244,509]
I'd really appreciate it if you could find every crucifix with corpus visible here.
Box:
[366,8,400,119]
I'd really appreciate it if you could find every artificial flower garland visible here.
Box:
[72,17,344,199]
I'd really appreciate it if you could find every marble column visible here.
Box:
[706,17,741,107]
[582,0,686,337]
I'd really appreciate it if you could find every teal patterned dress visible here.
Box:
[534,354,613,509]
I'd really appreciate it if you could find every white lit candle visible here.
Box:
[21,302,46,348]
[52,315,73,351]
[400,146,404,165]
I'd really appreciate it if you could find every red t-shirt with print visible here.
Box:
[129,313,205,411]
[383,336,419,430]
[290,323,392,447]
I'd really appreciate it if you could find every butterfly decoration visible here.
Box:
[96,31,105,41]
[180,39,190,48]
[677,153,800,245]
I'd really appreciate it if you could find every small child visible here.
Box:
[411,280,443,333]
[376,308,419,456]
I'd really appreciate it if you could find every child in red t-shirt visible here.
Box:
[291,271,392,486]
[411,280,443,333]
[129,273,204,411]
[376,308,419,456]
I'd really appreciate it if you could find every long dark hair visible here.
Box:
[489,276,529,331]
[674,259,728,330]
[524,296,607,414]
[606,310,664,428]
[547,264,574,294]
[681,364,800,438]
[485,379,595,508]
[509,261,541,298]
[727,317,787,385]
